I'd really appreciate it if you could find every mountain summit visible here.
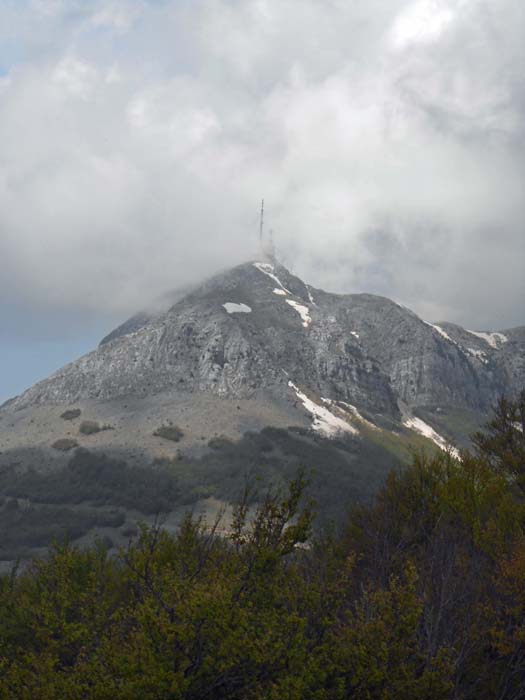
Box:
[5,259,523,419]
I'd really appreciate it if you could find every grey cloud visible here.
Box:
[0,0,523,331]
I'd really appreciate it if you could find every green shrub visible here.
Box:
[60,408,81,421]
[51,438,78,451]
[208,436,234,450]
[153,424,184,442]
[121,524,139,538]
[97,534,115,551]
[79,420,101,435]
[78,420,114,435]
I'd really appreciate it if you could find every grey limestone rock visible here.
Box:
[3,260,524,422]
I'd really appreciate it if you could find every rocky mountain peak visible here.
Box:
[3,259,524,432]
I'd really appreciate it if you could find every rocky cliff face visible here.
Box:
[6,259,523,419]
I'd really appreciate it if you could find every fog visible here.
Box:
[1,0,524,399]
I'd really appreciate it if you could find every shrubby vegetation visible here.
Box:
[0,501,124,560]
[51,438,79,451]
[0,392,524,698]
[79,420,114,435]
[196,425,401,522]
[153,422,185,442]
[79,420,102,435]
[3,427,399,528]
[1,449,180,514]
[60,408,81,421]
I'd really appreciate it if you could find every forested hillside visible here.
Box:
[0,392,524,699]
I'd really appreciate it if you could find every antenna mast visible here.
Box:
[259,199,264,246]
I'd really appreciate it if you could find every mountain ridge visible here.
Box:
[5,259,523,416]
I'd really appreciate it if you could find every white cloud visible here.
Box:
[30,0,69,19]
[91,0,144,34]
[105,63,122,84]
[0,0,523,331]
[390,0,456,49]
[52,57,98,99]
[126,81,221,156]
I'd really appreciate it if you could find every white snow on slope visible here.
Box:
[322,399,377,430]
[467,348,489,364]
[465,330,508,349]
[403,415,459,459]
[273,288,287,296]
[286,299,311,327]
[423,321,455,344]
[306,285,316,305]
[223,302,252,314]
[289,381,358,436]
[253,262,291,294]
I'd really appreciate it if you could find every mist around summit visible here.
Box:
[1,0,524,329]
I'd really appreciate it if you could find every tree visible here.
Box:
[472,390,525,491]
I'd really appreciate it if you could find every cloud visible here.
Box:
[91,0,144,33]
[52,57,98,99]
[0,0,523,331]
[390,0,456,49]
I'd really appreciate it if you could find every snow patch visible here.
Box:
[306,285,316,305]
[253,262,291,294]
[424,321,455,344]
[273,288,287,296]
[403,415,459,458]
[289,381,358,436]
[338,401,377,430]
[322,398,377,430]
[286,299,311,328]
[222,302,252,314]
[465,330,508,349]
[467,348,489,364]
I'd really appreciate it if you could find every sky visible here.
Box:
[0,0,524,402]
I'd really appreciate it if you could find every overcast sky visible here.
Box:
[1,0,524,402]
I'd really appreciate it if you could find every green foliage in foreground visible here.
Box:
[0,393,524,699]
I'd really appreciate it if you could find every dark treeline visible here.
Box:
[0,393,524,699]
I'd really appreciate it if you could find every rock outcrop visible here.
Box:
[6,260,523,420]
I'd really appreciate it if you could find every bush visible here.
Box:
[97,534,115,551]
[51,438,78,451]
[153,423,184,442]
[208,436,234,450]
[79,420,114,435]
[79,420,101,435]
[60,409,81,421]
[121,524,139,538]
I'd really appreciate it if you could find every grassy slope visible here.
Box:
[0,417,453,561]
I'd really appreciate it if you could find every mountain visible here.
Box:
[1,259,523,562]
